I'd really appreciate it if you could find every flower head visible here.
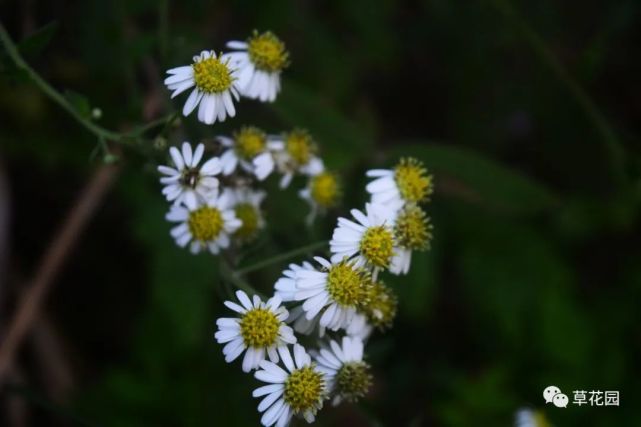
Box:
[253,344,327,427]
[224,31,290,102]
[299,171,342,219]
[330,203,398,271]
[215,291,296,373]
[164,50,241,124]
[390,204,433,275]
[165,190,241,254]
[230,187,266,243]
[360,280,397,330]
[366,157,433,208]
[276,257,370,331]
[158,142,221,206]
[273,129,323,188]
[314,336,372,405]
[218,126,278,180]
[515,408,552,427]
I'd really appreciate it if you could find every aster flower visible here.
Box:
[215,290,296,373]
[164,50,241,125]
[313,336,372,405]
[272,129,323,188]
[277,256,370,331]
[329,203,398,273]
[218,126,279,180]
[253,344,327,427]
[515,408,552,427]
[165,190,241,254]
[224,30,290,102]
[158,142,222,207]
[229,187,267,243]
[359,280,397,331]
[390,204,433,275]
[299,171,341,223]
[366,157,433,209]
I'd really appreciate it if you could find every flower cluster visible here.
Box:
[158,31,342,254]
[215,158,434,426]
[160,29,435,427]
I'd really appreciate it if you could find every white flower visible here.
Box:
[515,408,552,427]
[366,157,433,209]
[164,50,241,125]
[389,204,433,275]
[229,187,267,242]
[215,290,296,373]
[345,313,373,340]
[165,190,241,254]
[253,344,327,427]
[223,31,290,102]
[271,129,322,188]
[329,203,398,272]
[276,257,370,331]
[313,336,372,405]
[158,142,221,207]
[218,126,280,180]
[299,171,341,224]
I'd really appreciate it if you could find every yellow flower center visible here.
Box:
[192,55,233,94]
[336,361,372,402]
[239,308,280,348]
[359,226,394,268]
[234,126,267,160]
[234,203,260,241]
[188,206,224,241]
[283,366,324,413]
[284,129,316,166]
[394,157,433,203]
[247,31,290,72]
[394,205,432,250]
[310,172,341,208]
[362,281,397,329]
[326,261,369,307]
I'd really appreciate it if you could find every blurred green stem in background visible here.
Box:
[0,23,176,152]
[491,0,628,186]
[235,240,327,276]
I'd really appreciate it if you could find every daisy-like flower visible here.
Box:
[230,187,267,243]
[253,344,327,427]
[360,280,397,330]
[158,142,222,206]
[366,157,434,208]
[218,126,279,180]
[515,408,552,427]
[224,30,290,102]
[165,190,241,254]
[215,290,296,373]
[164,50,241,125]
[277,257,371,331]
[390,204,433,275]
[273,129,323,188]
[314,336,372,405]
[329,203,398,273]
[299,171,342,223]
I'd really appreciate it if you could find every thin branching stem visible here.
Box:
[235,240,327,276]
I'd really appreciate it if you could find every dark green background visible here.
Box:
[1,0,640,425]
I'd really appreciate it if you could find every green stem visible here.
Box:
[219,257,265,299]
[235,240,327,276]
[491,0,627,185]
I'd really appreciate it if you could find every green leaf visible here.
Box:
[270,80,374,168]
[387,142,559,215]
[17,22,59,59]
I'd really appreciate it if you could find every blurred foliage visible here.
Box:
[1,0,641,426]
